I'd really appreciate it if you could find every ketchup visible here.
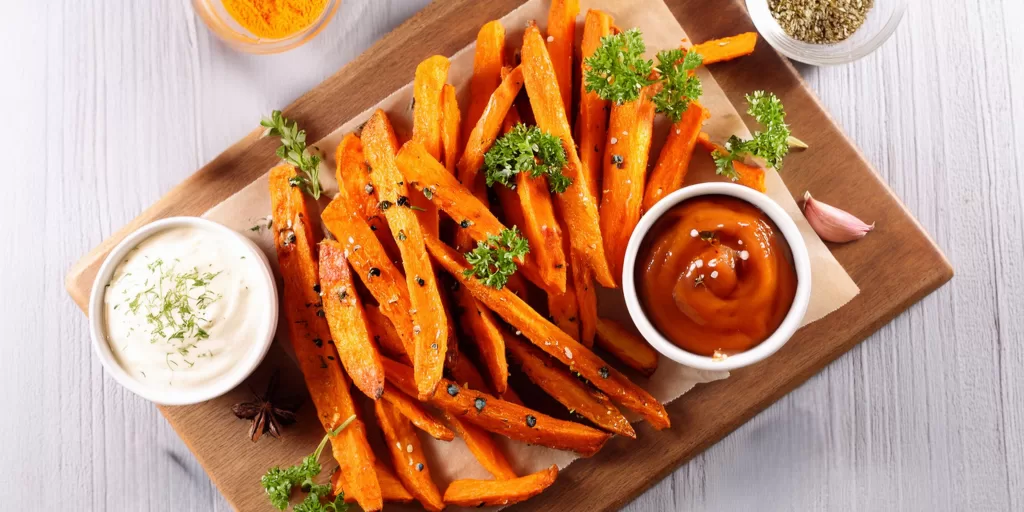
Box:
[637,196,797,357]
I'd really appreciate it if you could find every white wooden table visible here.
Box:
[3,0,1021,510]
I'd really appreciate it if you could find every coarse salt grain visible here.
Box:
[406,444,413,453]
[708,259,718,267]
[690,229,699,237]
[610,137,618,144]
[564,347,573,359]
[711,271,719,278]
[695,259,704,268]
[739,250,749,260]
[738,240,743,245]
[547,35,554,42]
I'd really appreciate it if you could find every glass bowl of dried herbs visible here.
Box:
[746,0,907,65]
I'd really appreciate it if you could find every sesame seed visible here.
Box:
[675,129,681,134]
[564,347,573,359]
[406,444,413,453]
[622,130,628,136]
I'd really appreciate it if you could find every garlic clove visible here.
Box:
[802,191,874,243]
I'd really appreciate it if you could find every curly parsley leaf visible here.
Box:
[261,110,323,199]
[583,28,655,105]
[462,227,530,290]
[260,416,354,511]
[712,91,791,180]
[651,49,704,122]
[484,124,572,194]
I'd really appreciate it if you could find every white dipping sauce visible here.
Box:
[102,226,271,391]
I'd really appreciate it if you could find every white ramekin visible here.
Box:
[88,217,279,405]
[621,183,812,371]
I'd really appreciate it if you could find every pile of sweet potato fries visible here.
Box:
[269,2,759,509]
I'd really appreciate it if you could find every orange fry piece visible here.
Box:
[515,170,567,292]
[577,9,613,201]
[643,102,709,212]
[381,382,455,441]
[335,133,392,244]
[595,317,659,377]
[696,132,768,193]
[690,32,758,65]
[375,399,445,511]
[601,85,656,283]
[423,233,670,429]
[443,465,558,507]
[457,66,525,198]
[321,199,415,357]
[453,285,509,393]
[319,240,385,400]
[505,334,635,438]
[574,255,598,347]
[384,358,611,456]
[269,165,382,511]
[463,21,507,141]
[440,84,461,172]
[443,411,519,480]
[333,460,414,504]
[363,110,448,400]
[413,55,450,233]
[365,305,411,364]
[545,0,580,114]
[522,23,615,288]
[547,276,580,340]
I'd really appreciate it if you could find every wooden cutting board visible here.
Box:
[64,0,952,510]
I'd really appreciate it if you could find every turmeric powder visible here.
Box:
[222,0,329,40]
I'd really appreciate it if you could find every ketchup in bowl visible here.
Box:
[636,195,797,357]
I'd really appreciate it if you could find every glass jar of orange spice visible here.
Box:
[193,0,340,54]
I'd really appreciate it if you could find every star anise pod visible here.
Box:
[232,369,300,442]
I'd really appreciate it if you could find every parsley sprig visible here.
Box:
[261,110,323,199]
[713,91,791,180]
[584,29,705,120]
[652,49,704,122]
[484,124,572,193]
[584,29,654,105]
[463,228,530,290]
[261,415,355,511]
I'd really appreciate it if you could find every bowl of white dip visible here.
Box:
[89,217,278,405]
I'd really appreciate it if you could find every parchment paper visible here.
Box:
[204,0,859,508]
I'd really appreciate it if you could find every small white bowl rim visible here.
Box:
[88,217,278,406]
[622,183,812,371]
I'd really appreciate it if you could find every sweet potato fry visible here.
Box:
[601,85,656,283]
[573,255,598,347]
[365,305,411,364]
[457,66,525,198]
[696,132,768,193]
[333,460,414,504]
[463,21,507,139]
[440,84,461,172]
[423,233,670,428]
[522,23,615,288]
[381,382,455,441]
[395,140,555,294]
[595,317,659,377]
[443,465,558,507]
[453,285,509,393]
[515,170,567,292]
[383,358,611,456]
[505,334,634,438]
[690,32,758,65]
[363,110,448,400]
[547,276,580,340]
[319,240,385,400]
[643,102,709,212]
[413,56,450,233]
[335,133,392,241]
[269,165,382,511]
[443,411,518,480]
[546,0,579,114]
[577,9,613,201]
[321,199,415,357]
[375,399,445,512]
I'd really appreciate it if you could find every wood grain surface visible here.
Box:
[4,0,1021,510]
